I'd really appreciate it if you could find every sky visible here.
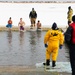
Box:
[0,0,75,2]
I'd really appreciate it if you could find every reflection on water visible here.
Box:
[19,31,24,46]
[7,31,12,51]
[29,31,36,45]
[0,31,69,66]
[7,31,12,43]
[64,43,70,61]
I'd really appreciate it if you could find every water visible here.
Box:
[0,3,75,28]
[0,31,69,66]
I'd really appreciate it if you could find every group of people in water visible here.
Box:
[6,6,73,31]
[6,8,41,31]
[6,17,42,31]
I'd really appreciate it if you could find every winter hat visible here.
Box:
[52,22,57,30]
[72,15,75,22]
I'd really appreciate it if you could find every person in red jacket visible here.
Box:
[65,15,75,75]
[6,17,13,31]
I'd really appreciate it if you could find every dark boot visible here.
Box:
[46,60,50,66]
[43,63,46,65]
[46,60,50,69]
[43,60,50,66]
[52,61,56,67]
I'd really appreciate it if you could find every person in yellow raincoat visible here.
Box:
[67,6,73,25]
[43,22,64,68]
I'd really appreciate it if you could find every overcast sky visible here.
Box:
[0,0,75,1]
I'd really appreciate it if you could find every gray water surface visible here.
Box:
[0,31,69,66]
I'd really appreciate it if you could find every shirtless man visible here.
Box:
[18,18,25,31]
[37,20,42,29]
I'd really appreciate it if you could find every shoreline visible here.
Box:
[0,1,75,3]
[0,2,75,4]
[0,26,67,31]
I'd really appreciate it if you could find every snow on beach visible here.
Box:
[36,62,71,73]
[0,2,75,28]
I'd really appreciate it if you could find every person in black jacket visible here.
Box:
[65,15,75,75]
[29,8,37,28]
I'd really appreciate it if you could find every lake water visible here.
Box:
[0,31,69,66]
[0,3,75,28]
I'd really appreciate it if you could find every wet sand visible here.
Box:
[0,66,71,75]
[0,26,67,31]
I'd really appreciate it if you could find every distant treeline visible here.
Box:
[0,1,75,3]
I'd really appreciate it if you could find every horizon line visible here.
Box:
[0,1,75,3]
